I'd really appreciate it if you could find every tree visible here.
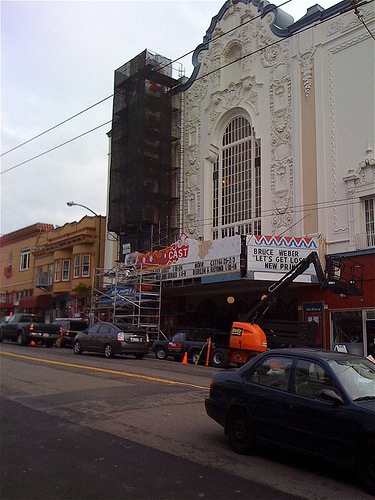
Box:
[72,282,91,309]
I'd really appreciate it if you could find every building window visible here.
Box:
[20,249,30,270]
[82,254,90,277]
[62,260,70,281]
[37,267,43,285]
[54,260,61,282]
[213,116,261,239]
[48,264,53,285]
[37,265,53,287]
[73,255,81,278]
[365,197,375,247]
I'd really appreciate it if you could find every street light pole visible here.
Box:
[67,201,99,217]
[66,201,102,291]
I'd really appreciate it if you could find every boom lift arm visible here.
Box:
[241,251,363,325]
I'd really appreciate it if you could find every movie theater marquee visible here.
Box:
[135,234,241,281]
[134,234,319,283]
[247,235,319,281]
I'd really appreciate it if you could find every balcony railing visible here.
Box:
[36,272,52,291]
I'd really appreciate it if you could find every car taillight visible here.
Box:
[210,380,215,390]
[29,324,34,331]
[169,342,182,348]
[59,327,63,334]
[118,332,125,341]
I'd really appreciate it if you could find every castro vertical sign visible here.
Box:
[247,235,318,278]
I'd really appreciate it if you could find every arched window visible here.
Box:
[212,116,261,239]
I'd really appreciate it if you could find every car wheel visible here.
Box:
[358,437,375,495]
[189,350,201,365]
[226,407,254,455]
[155,347,167,360]
[104,343,114,358]
[73,341,82,354]
[210,348,230,368]
[134,353,145,359]
[45,342,53,348]
[17,333,26,346]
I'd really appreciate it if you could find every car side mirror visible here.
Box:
[319,389,344,405]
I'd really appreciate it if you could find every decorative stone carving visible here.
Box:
[184,84,203,238]
[256,23,288,68]
[327,6,374,36]
[271,114,292,225]
[297,51,315,99]
[344,143,375,189]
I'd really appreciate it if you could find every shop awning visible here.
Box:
[19,294,51,309]
[0,303,12,309]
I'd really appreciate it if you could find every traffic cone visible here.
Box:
[182,351,188,364]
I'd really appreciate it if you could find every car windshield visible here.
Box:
[328,358,375,401]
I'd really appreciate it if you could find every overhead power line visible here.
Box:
[2,0,291,160]
[187,0,374,87]
[1,0,373,174]
[1,96,113,158]
[1,121,111,175]
[183,197,366,230]
[138,197,367,247]
[351,0,375,39]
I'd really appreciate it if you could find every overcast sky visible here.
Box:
[1,0,338,236]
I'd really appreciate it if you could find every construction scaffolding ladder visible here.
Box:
[90,263,164,342]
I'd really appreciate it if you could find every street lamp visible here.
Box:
[67,201,99,217]
[67,201,102,292]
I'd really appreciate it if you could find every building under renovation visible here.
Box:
[105,1,375,356]
[108,50,181,258]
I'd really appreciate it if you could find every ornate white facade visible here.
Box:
[178,0,375,256]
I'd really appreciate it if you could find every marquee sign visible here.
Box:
[126,234,319,283]
[134,233,241,281]
[247,235,319,280]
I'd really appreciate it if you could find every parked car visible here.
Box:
[73,322,150,359]
[0,313,62,347]
[0,316,11,338]
[205,348,375,495]
[54,318,89,348]
[153,328,220,363]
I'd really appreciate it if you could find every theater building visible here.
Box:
[107,1,374,354]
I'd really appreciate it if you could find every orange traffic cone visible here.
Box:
[182,351,188,364]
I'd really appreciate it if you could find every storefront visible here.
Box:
[134,234,372,352]
[301,251,375,357]
[331,309,375,357]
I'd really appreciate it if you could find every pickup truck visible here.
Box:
[0,313,62,347]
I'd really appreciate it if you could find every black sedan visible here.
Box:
[73,322,150,359]
[205,349,375,495]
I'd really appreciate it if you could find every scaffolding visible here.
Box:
[108,50,180,256]
[90,263,165,341]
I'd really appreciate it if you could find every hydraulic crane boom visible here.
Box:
[241,251,363,325]
[208,251,364,368]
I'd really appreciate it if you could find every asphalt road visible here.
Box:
[0,342,371,499]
